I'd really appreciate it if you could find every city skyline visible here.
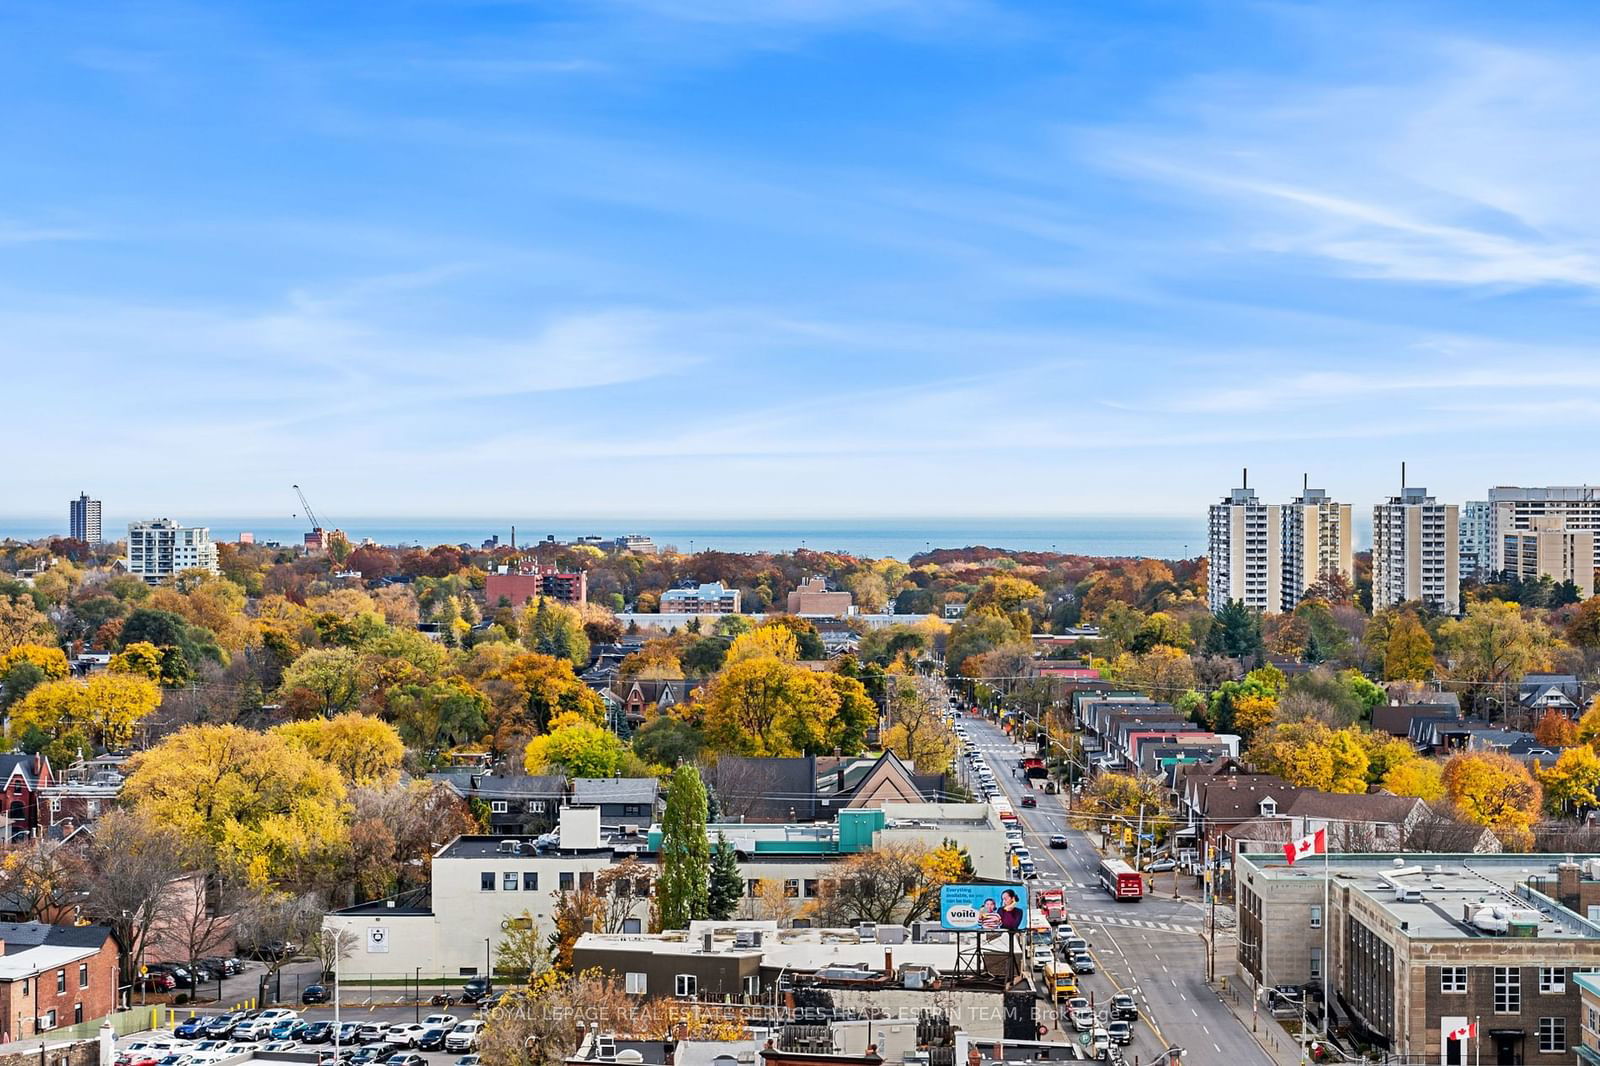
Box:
[7,2,1600,515]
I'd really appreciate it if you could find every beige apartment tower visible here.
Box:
[1281,486,1353,610]
[1372,486,1459,614]
[1208,480,1281,614]
[1503,516,1595,599]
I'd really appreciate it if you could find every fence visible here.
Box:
[34,1007,156,1044]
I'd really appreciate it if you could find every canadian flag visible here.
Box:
[1446,1022,1478,1041]
[1283,828,1326,865]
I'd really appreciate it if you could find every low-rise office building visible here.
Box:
[660,583,742,614]
[1237,851,1600,1065]
[125,519,219,584]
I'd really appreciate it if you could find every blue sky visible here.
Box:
[5,0,1600,519]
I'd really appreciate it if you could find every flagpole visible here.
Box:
[1474,1016,1480,1066]
[1322,829,1329,1039]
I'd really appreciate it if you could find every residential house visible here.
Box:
[0,922,121,1040]
[1520,674,1584,719]
[571,777,661,830]
[0,754,52,842]
[613,678,705,729]
[429,771,566,836]
[1371,702,1460,738]
[712,751,948,824]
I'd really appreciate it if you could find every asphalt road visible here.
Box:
[951,708,1272,1066]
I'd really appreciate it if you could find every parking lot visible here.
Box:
[116,998,495,1066]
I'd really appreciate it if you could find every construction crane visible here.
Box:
[292,484,327,550]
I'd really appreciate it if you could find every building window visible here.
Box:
[623,805,641,817]
[503,872,518,891]
[1309,905,1322,930]
[523,872,538,891]
[73,1004,82,1024]
[55,970,65,993]
[743,975,760,998]
[40,1011,54,1031]
[78,964,87,988]
[746,879,759,898]
[559,872,574,891]
[674,974,696,998]
[1440,967,1466,994]
[804,879,818,898]
[1494,967,1520,1014]
[530,801,546,813]
[1539,967,1565,994]
[1539,1017,1566,1053]
[490,801,508,814]
[784,880,800,898]
[579,872,594,891]
[481,872,495,891]
[1309,948,1322,981]
[625,972,647,995]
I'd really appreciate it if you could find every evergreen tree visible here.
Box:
[706,833,743,920]
[657,765,711,929]
[1204,600,1263,661]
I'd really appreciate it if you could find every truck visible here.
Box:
[1020,757,1047,779]
[1038,888,1066,922]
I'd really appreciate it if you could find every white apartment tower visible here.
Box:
[1372,482,1459,615]
[1208,475,1281,614]
[1487,486,1600,576]
[126,519,220,585]
[1280,484,1353,610]
[68,492,102,544]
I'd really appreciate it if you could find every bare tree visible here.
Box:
[235,890,323,975]
[80,810,193,984]
[0,837,80,923]
[1398,804,1495,852]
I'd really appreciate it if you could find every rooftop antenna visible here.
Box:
[1242,466,1248,491]
[1401,461,1407,495]
[1303,472,1308,495]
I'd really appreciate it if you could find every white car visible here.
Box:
[422,1014,459,1031]
[444,1022,484,1053]
[386,1024,428,1047]
[1031,946,1053,969]
[1071,1007,1096,1031]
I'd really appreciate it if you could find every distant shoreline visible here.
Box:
[0,515,1214,560]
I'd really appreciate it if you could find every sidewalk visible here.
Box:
[1209,952,1308,1066]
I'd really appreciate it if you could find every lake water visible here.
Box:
[0,515,1211,560]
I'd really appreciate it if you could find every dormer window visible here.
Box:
[1259,798,1277,816]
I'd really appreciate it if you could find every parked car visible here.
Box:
[202,956,243,976]
[452,1057,480,1066]
[244,940,297,961]
[262,1042,299,1053]
[1048,834,1068,849]
[201,1015,242,1040]
[302,1022,335,1044]
[415,1028,449,1052]
[460,978,489,1003]
[1070,1007,1095,1032]
[268,1020,306,1041]
[174,1019,209,1041]
[1020,795,1037,808]
[385,1024,427,1047]
[383,1055,426,1066]
[136,972,177,993]
[1144,858,1177,873]
[336,1023,365,1045]
[356,1023,388,1043]
[302,983,329,1004]
[1109,994,1139,1021]
[445,1022,484,1053]
[1106,1021,1133,1046]
[1090,1027,1111,1060]
[149,964,197,989]
[421,1014,458,1031]
[1070,952,1096,974]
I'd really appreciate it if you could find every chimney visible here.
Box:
[884,949,893,976]
[1559,862,1581,900]
[966,1049,982,1066]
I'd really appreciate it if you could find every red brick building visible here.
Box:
[0,754,53,841]
[485,565,587,607]
[0,923,121,1040]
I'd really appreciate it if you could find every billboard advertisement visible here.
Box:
[938,884,1029,931]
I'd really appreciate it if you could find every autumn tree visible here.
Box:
[79,810,193,983]
[1250,721,1369,794]
[1382,758,1445,802]
[1382,611,1435,681]
[1438,601,1554,712]
[9,673,161,751]
[657,765,710,929]
[698,656,866,757]
[277,647,365,717]
[881,681,956,775]
[1442,751,1542,849]
[483,652,605,738]
[273,712,406,787]
[1537,746,1600,816]
[0,644,68,681]
[0,838,80,922]
[385,676,490,756]
[523,713,626,778]
[0,595,55,656]
[122,724,349,885]
[1534,709,1579,749]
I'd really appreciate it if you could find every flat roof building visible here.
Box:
[125,519,219,584]
[1208,481,1281,614]
[1373,487,1459,615]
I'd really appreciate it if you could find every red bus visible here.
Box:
[1098,859,1143,901]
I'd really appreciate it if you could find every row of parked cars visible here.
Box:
[134,957,245,993]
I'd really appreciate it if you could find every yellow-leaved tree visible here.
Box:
[1536,746,1600,816]
[523,712,626,778]
[725,625,799,665]
[0,644,69,681]
[9,674,161,750]
[1442,751,1542,849]
[272,712,405,787]
[122,724,348,885]
[1381,758,1445,802]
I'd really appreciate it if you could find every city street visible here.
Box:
[951,709,1273,1066]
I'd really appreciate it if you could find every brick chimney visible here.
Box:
[1559,862,1581,904]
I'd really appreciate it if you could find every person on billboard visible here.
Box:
[998,888,1023,930]
[978,898,1002,929]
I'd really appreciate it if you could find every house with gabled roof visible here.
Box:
[572,777,661,829]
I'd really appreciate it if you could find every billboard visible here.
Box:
[938,884,1029,931]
